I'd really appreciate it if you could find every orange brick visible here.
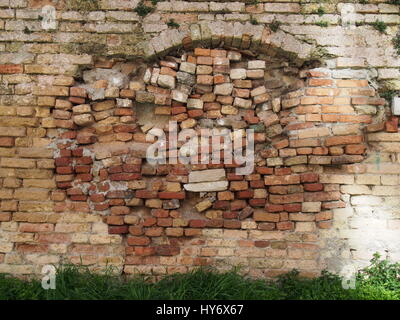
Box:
[197,56,213,65]
[301,96,334,105]
[339,115,371,123]
[325,135,363,146]
[345,144,366,154]
[308,79,333,86]
[336,79,368,87]
[264,175,300,185]
[194,48,211,56]
[306,88,339,96]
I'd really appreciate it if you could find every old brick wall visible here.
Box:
[0,0,399,278]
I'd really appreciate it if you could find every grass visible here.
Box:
[0,253,399,300]
[315,21,329,28]
[393,33,400,55]
[167,19,180,29]
[371,20,387,33]
[269,21,281,32]
[134,1,154,17]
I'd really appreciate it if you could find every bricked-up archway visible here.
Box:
[51,35,386,275]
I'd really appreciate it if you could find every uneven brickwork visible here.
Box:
[0,0,399,277]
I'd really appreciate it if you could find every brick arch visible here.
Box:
[50,36,388,275]
[139,21,316,64]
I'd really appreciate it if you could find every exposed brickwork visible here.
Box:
[0,0,399,277]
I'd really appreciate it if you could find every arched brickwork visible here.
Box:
[50,36,385,275]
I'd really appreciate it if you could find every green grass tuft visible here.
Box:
[250,18,258,25]
[0,254,399,300]
[371,20,387,33]
[167,19,180,29]
[134,1,154,17]
[393,33,400,55]
[269,21,281,32]
[315,21,329,27]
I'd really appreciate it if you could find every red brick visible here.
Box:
[276,221,294,230]
[75,157,93,164]
[223,220,241,229]
[70,87,87,97]
[236,189,254,199]
[317,221,333,229]
[0,213,11,222]
[189,219,207,228]
[135,190,158,199]
[76,173,92,182]
[89,194,105,202]
[151,209,169,218]
[227,173,243,181]
[158,191,185,199]
[283,203,301,212]
[385,116,399,133]
[274,167,291,176]
[106,216,124,225]
[304,183,324,192]
[94,203,109,211]
[308,78,333,86]
[230,200,247,210]
[311,141,330,153]
[258,222,276,230]
[345,144,366,155]
[108,225,129,234]
[188,109,203,118]
[145,227,163,236]
[127,236,151,246]
[129,225,144,235]
[206,219,224,228]
[37,233,71,243]
[256,167,274,175]
[304,191,341,202]
[194,48,211,56]
[110,206,130,215]
[69,97,86,104]
[254,211,280,222]
[143,217,157,227]
[157,218,173,227]
[254,240,270,248]
[250,180,264,188]
[249,199,266,207]
[16,244,48,253]
[213,200,230,209]
[224,211,238,219]
[265,204,284,212]
[56,166,73,174]
[0,137,14,147]
[351,97,385,105]
[0,64,23,74]
[269,193,304,204]
[322,201,346,209]
[155,245,180,256]
[315,211,333,221]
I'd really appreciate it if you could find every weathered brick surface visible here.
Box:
[0,1,399,278]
